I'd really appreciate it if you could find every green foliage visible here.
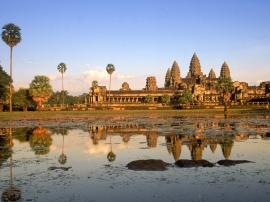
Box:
[216,77,234,111]
[216,77,234,95]
[13,88,35,111]
[47,91,88,106]
[58,153,67,164]
[1,23,22,47]
[161,94,170,103]
[29,127,52,155]
[144,95,153,103]
[29,75,53,110]
[179,88,193,104]
[57,62,67,74]
[0,65,12,105]
[107,151,116,162]
[106,64,115,75]
[0,136,11,165]
[92,80,98,87]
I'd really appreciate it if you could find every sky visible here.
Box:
[1,0,270,96]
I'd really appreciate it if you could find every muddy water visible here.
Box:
[0,115,270,202]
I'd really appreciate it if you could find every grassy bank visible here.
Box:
[0,108,269,120]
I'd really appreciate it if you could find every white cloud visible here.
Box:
[81,70,108,85]
[115,74,134,80]
[256,80,265,85]
[48,70,137,95]
[48,75,60,81]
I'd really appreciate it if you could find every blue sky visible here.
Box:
[1,0,270,95]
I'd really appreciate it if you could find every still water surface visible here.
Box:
[1,115,270,201]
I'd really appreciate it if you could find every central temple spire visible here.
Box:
[186,53,203,78]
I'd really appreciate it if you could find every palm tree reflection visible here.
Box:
[1,128,21,202]
[58,128,68,164]
[107,133,116,162]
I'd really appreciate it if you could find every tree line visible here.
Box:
[0,66,88,111]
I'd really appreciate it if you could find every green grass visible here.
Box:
[0,108,269,120]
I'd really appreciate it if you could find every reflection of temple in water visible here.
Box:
[86,117,268,161]
[89,125,107,145]
[187,136,207,160]
[209,139,218,153]
[121,134,131,143]
[165,135,182,161]
[146,134,158,147]
[220,139,234,160]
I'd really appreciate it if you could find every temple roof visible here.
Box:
[220,61,231,78]
[170,61,181,86]
[208,68,216,79]
[187,53,203,78]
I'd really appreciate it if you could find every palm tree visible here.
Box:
[106,64,115,103]
[92,80,98,88]
[216,77,234,115]
[57,63,67,107]
[179,88,193,107]
[1,23,22,112]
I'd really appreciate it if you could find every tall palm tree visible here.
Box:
[57,62,67,107]
[1,23,22,112]
[106,64,115,103]
[216,77,234,115]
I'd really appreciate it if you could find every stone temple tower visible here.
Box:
[186,53,203,78]
[170,61,181,88]
[208,68,216,79]
[146,76,158,90]
[220,62,231,78]
[164,68,171,87]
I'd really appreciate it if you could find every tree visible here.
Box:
[57,62,67,107]
[106,64,115,102]
[29,76,52,111]
[144,95,153,103]
[216,77,234,113]
[92,80,98,88]
[0,65,12,111]
[12,88,35,111]
[1,23,22,112]
[161,94,170,104]
[179,88,193,106]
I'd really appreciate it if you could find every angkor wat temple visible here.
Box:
[88,53,270,109]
